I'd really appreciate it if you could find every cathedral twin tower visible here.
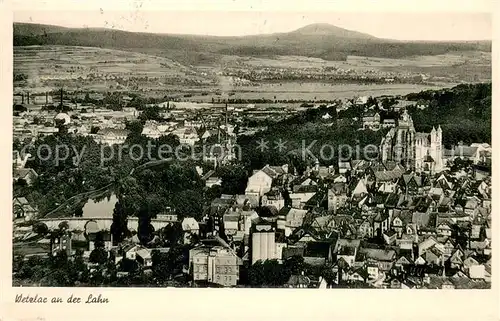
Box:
[380,109,443,173]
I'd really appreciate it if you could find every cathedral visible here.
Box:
[380,109,443,173]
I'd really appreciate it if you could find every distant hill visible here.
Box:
[291,23,376,39]
[13,22,491,65]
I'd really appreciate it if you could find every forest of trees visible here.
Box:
[237,104,386,172]
[407,83,491,148]
[236,83,491,171]
[14,126,251,248]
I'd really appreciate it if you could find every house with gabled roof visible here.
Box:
[464,196,481,218]
[441,238,458,258]
[395,253,414,268]
[357,217,374,239]
[286,274,311,288]
[282,208,308,236]
[13,168,38,186]
[351,178,368,198]
[347,267,369,283]
[311,215,336,234]
[436,222,453,237]
[327,183,348,214]
[399,172,427,195]
[415,255,426,265]
[418,236,439,256]
[181,217,200,244]
[334,238,361,267]
[396,233,416,250]
[422,246,444,266]
[357,247,397,272]
[448,248,464,269]
[391,209,412,237]
[362,111,381,131]
[94,128,130,145]
[383,230,397,245]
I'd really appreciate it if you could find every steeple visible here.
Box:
[437,125,442,132]
[431,126,436,133]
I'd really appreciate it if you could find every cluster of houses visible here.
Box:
[12,93,492,289]
[183,154,492,288]
[13,98,286,148]
[221,64,428,84]
[53,155,484,288]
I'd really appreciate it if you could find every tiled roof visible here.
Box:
[282,246,305,259]
[97,128,130,136]
[374,169,404,182]
[359,248,396,262]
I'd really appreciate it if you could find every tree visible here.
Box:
[161,222,183,247]
[217,165,248,195]
[139,105,162,121]
[137,207,155,245]
[110,202,129,245]
[172,190,204,220]
[94,231,106,249]
[89,248,108,265]
[247,259,289,287]
[90,126,100,134]
[50,249,69,269]
[55,118,68,135]
[262,259,289,286]
[320,264,336,286]
[284,255,305,275]
[125,120,144,137]
[58,221,69,231]
[33,222,49,235]
[74,206,84,217]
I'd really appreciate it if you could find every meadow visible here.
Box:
[14,45,482,101]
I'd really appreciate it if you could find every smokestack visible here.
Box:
[46,92,48,105]
[60,88,63,107]
[27,92,30,104]
[21,93,24,104]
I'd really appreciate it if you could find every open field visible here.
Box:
[14,45,214,93]
[225,52,490,69]
[14,45,480,101]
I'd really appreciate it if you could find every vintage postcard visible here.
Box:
[1,0,498,320]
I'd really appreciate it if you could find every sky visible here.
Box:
[12,0,493,40]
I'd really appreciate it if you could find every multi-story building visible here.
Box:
[94,128,130,145]
[251,222,280,264]
[189,245,242,287]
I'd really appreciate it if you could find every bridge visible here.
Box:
[37,216,176,232]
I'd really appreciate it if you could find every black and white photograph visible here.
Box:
[9,0,493,294]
